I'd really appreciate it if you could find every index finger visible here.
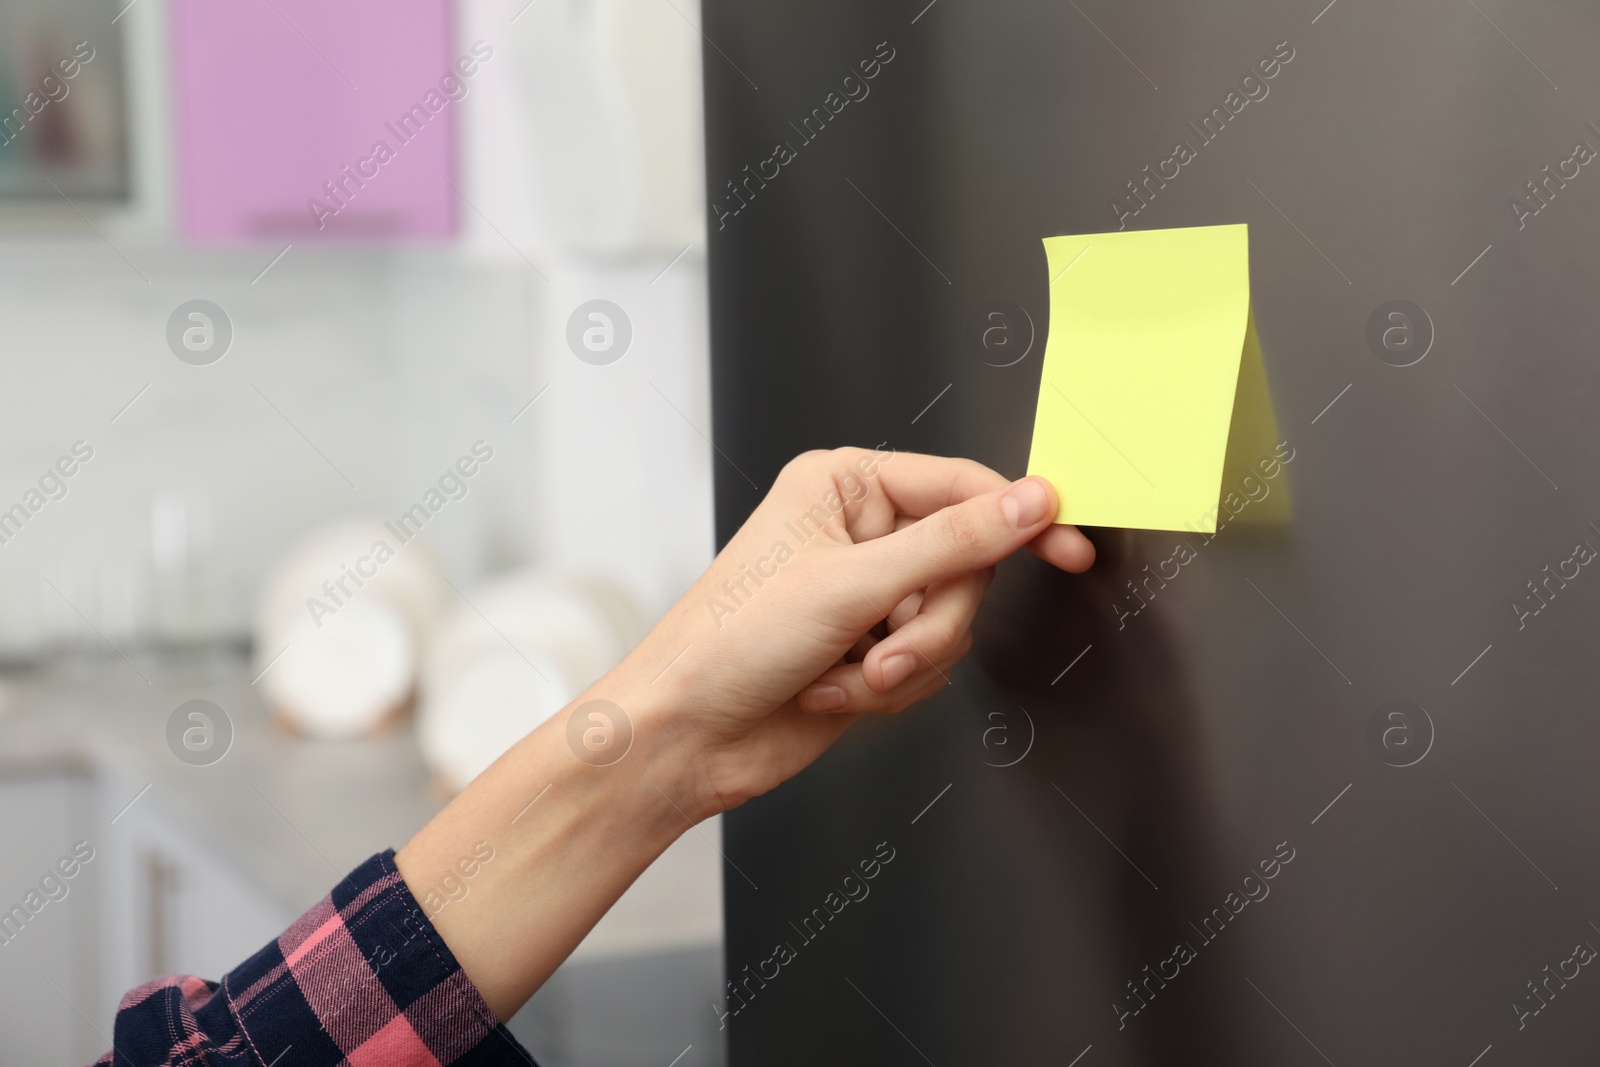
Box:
[843,449,1096,573]
[847,449,1011,518]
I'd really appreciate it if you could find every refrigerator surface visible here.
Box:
[702,1,1600,1063]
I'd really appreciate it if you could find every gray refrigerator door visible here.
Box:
[701,1,1600,1063]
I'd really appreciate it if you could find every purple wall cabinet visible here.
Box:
[171,0,461,241]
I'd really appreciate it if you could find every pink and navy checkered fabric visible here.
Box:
[93,850,536,1066]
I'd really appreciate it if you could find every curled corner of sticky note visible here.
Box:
[1213,308,1294,530]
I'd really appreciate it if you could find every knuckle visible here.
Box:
[942,456,1004,500]
[935,506,987,557]
[778,449,832,483]
[951,456,998,484]
[915,619,963,662]
[830,445,868,466]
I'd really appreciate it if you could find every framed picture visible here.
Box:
[0,0,129,201]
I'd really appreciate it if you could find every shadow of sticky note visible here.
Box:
[1026,223,1284,533]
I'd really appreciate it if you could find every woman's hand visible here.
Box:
[399,448,1092,1021]
[606,447,1095,821]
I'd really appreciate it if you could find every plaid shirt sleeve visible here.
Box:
[93,850,537,1067]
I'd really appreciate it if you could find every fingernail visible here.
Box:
[1001,478,1051,528]
[801,684,846,712]
[881,653,918,689]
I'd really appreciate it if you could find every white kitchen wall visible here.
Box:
[0,0,715,659]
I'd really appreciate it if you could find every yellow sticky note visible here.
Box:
[1026,223,1255,533]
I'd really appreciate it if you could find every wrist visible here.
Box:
[559,656,722,826]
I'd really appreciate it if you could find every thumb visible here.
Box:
[847,476,1059,608]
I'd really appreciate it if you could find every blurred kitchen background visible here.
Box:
[0,0,722,1063]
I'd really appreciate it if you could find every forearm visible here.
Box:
[395,662,703,1022]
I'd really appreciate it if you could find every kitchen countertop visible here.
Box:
[0,667,721,962]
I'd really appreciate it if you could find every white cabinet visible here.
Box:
[93,770,298,1038]
[0,769,296,1067]
[0,771,103,1067]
